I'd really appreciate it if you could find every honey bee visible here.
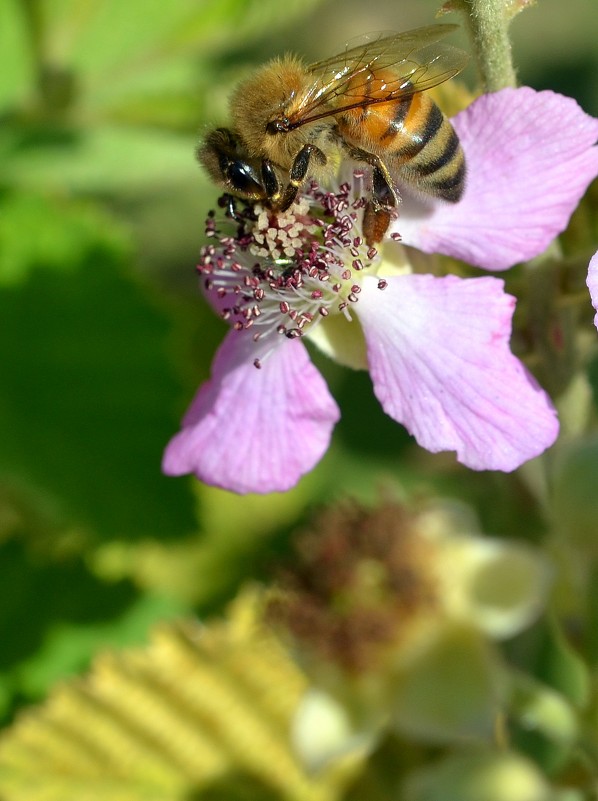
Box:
[199,24,468,243]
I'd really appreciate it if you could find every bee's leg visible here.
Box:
[372,165,398,210]
[218,193,240,220]
[342,145,398,245]
[278,144,326,211]
[344,146,399,211]
[261,159,283,206]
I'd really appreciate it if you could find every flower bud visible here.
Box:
[271,500,552,761]
[291,688,378,772]
[402,751,551,801]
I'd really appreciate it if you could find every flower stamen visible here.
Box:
[197,173,384,364]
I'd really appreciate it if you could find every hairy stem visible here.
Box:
[451,0,518,91]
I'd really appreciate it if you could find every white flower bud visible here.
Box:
[291,688,378,772]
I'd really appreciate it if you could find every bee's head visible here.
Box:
[230,55,309,167]
[197,128,267,200]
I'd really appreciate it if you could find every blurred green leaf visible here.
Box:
[48,0,327,78]
[552,436,598,556]
[509,673,578,746]
[392,627,502,744]
[588,352,598,411]
[1,0,328,126]
[1,124,197,192]
[0,535,139,718]
[15,591,186,700]
[401,751,551,801]
[0,592,345,801]
[0,1,33,109]
[531,619,590,709]
[0,210,196,540]
[0,190,128,285]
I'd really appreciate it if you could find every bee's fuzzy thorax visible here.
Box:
[230,55,315,167]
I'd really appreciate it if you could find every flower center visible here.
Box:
[197,175,389,365]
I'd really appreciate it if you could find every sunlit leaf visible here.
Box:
[0,190,128,285]
[0,591,348,801]
[2,125,196,192]
[2,0,328,125]
[0,1,33,110]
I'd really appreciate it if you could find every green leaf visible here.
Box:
[3,0,327,125]
[0,532,186,720]
[0,540,130,669]
[0,592,345,801]
[507,672,578,775]
[1,124,197,192]
[55,0,326,77]
[552,435,598,556]
[401,751,551,801]
[530,619,590,708]
[0,190,128,286]
[0,211,196,540]
[392,627,503,744]
[0,1,33,110]
[587,353,598,411]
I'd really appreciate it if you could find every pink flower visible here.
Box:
[164,88,598,494]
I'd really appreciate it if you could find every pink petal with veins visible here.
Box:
[397,88,598,270]
[163,330,340,493]
[357,273,558,470]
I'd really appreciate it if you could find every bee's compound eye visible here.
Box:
[227,161,264,195]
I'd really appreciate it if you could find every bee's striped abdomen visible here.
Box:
[381,93,465,202]
[336,70,466,203]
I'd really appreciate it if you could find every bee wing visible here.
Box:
[288,24,468,127]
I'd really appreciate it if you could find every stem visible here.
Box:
[20,0,46,100]
[20,0,77,116]
[456,0,518,91]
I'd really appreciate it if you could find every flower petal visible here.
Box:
[437,536,552,639]
[292,689,379,772]
[162,330,340,494]
[397,88,598,270]
[356,274,559,471]
[587,250,598,329]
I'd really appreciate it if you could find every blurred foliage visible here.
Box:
[0,590,355,801]
[0,0,333,731]
[1,0,598,799]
